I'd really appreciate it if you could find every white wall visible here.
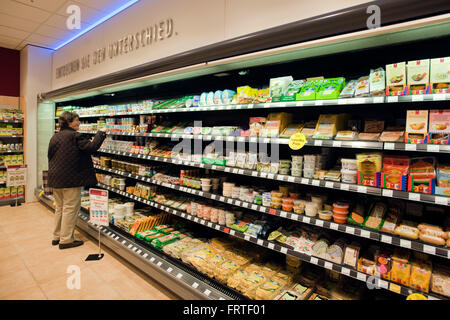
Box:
[51,0,369,89]
[20,45,53,202]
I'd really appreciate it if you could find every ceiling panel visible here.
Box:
[0,0,51,23]
[0,25,30,41]
[44,13,71,30]
[35,24,77,40]
[0,13,41,32]
[0,0,138,50]
[75,0,129,13]
[0,34,23,49]
[13,0,67,13]
[26,33,58,47]
[57,1,105,24]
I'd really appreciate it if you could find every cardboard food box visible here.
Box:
[269,76,293,102]
[312,114,350,140]
[386,62,407,96]
[382,156,409,191]
[407,59,430,95]
[408,157,436,194]
[405,110,428,143]
[316,78,346,100]
[296,80,324,101]
[430,57,450,94]
[428,110,450,144]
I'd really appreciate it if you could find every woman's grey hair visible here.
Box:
[58,111,79,130]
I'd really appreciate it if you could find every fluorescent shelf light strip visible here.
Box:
[54,0,140,50]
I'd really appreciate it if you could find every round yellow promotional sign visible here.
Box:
[289,133,306,150]
[406,293,427,300]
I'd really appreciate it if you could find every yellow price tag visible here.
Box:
[407,293,427,300]
[289,133,306,150]
[52,201,56,206]
[39,190,44,198]
[389,283,401,294]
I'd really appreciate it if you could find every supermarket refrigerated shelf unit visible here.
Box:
[35,189,245,300]
[96,149,450,207]
[95,182,447,301]
[93,165,450,259]
[56,93,450,119]
[78,130,450,154]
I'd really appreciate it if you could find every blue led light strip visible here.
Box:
[54,0,140,50]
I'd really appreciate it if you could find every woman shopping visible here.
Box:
[48,111,107,249]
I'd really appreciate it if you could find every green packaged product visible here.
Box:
[296,80,324,100]
[281,80,305,101]
[144,232,165,243]
[231,220,250,233]
[135,230,158,240]
[270,76,294,102]
[316,77,346,99]
[151,233,180,250]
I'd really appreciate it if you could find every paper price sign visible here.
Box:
[288,133,306,150]
[6,165,27,187]
[89,188,109,226]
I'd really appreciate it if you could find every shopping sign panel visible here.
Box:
[6,165,27,187]
[89,188,109,226]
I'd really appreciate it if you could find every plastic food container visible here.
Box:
[202,184,211,192]
[333,202,350,210]
[289,193,301,199]
[303,169,315,178]
[271,191,283,199]
[305,207,318,217]
[303,162,316,170]
[333,214,348,224]
[341,158,358,171]
[341,169,357,184]
[319,210,332,220]
[278,168,290,175]
[291,155,303,162]
[282,203,293,212]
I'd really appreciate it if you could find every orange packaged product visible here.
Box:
[382,156,409,191]
[409,260,432,293]
[390,250,411,287]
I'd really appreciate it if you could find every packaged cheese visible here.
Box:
[410,260,432,293]
[369,68,386,96]
[255,279,284,300]
[390,250,411,286]
[431,264,450,297]
[430,57,450,93]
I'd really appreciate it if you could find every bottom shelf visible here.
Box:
[0,196,24,206]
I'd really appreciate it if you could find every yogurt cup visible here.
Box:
[319,210,333,220]
[305,207,318,217]
[341,158,358,171]
[303,170,315,178]
[333,214,348,224]
[341,169,357,184]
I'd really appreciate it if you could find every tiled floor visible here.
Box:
[0,202,179,300]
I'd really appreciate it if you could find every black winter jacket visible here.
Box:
[48,128,106,188]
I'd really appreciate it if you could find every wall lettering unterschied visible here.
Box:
[55,18,174,79]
